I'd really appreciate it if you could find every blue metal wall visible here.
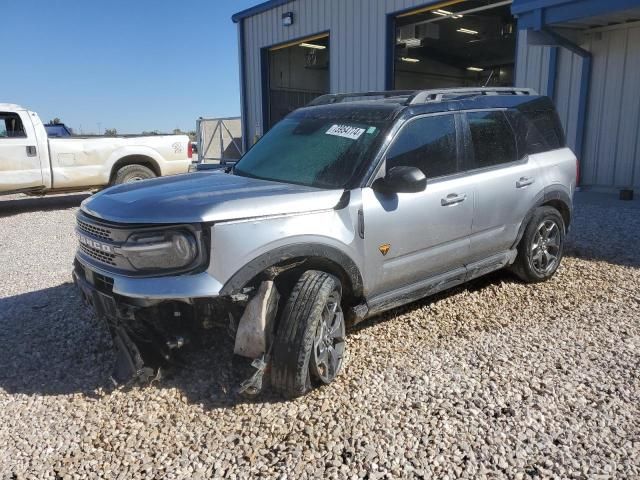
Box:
[513,0,640,189]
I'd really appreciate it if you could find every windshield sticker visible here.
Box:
[326,124,366,140]
[366,126,377,134]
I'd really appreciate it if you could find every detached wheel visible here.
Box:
[512,206,565,283]
[113,164,156,184]
[271,270,346,398]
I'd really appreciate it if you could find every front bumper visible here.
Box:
[73,259,241,384]
[73,266,159,383]
[75,255,223,300]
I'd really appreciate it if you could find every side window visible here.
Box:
[526,109,565,150]
[507,108,566,156]
[467,111,517,169]
[507,109,546,156]
[0,112,27,139]
[386,114,458,178]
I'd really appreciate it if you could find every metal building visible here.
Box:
[233,0,640,192]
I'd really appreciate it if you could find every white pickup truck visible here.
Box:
[0,104,192,195]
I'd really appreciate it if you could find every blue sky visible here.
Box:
[1,0,261,134]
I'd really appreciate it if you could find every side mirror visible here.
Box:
[373,166,427,194]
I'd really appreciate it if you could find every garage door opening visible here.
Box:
[393,1,516,90]
[264,34,330,132]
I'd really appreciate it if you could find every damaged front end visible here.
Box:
[73,260,280,393]
[73,261,239,385]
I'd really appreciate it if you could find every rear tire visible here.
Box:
[270,270,345,398]
[511,206,565,283]
[113,164,156,184]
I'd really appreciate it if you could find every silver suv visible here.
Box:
[73,88,578,398]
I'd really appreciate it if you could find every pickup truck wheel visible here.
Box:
[512,206,565,283]
[113,164,156,184]
[270,270,345,398]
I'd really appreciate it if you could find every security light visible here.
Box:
[467,66,484,72]
[282,12,293,26]
[401,57,420,63]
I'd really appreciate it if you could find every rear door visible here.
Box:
[462,109,541,262]
[362,112,475,298]
[0,111,44,192]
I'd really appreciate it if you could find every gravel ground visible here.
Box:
[0,191,639,479]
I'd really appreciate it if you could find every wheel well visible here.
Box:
[542,199,571,228]
[241,256,360,307]
[110,155,160,183]
[220,244,364,305]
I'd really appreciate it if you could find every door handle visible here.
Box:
[26,146,37,157]
[441,193,467,206]
[516,177,534,188]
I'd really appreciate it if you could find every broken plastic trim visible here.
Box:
[238,355,268,396]
[111,326,159,385]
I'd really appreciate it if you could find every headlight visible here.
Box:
[120,230,199,271]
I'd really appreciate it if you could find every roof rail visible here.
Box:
[308,90,417,106]
[409,87,537,104]
[306,87,539,108]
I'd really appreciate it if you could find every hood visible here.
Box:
[81,171,345,224]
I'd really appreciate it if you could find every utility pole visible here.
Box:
[97,122,102,135]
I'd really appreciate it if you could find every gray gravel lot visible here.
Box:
[0,191,639,479]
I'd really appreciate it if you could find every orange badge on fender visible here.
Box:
[379,244,391,256]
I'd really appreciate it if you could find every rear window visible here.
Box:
[525,109,565,151]
[508,98,566,156]
[466,111,517,169]
[0,112,26,138]
[45,124,71,137]
[507,109,566,156]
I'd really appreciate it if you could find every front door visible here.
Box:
[362,113,474,298]
[0,111,43,192]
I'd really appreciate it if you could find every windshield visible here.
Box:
[234,111,390,189]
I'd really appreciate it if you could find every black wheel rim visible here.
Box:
[310,290,345,384]
[530,219,562,275]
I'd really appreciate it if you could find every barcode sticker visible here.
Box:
[326,124,366,140]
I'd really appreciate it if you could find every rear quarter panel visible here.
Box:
[532,147,577,203]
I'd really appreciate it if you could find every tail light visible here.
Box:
[187,142,193,159]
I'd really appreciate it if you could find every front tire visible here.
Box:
[270,270,346,398]
[511,206,565,283]
[113,164,156,184]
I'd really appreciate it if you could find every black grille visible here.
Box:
[77,218,113,240]
[80,243,117,266]
[94,272,114,292]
